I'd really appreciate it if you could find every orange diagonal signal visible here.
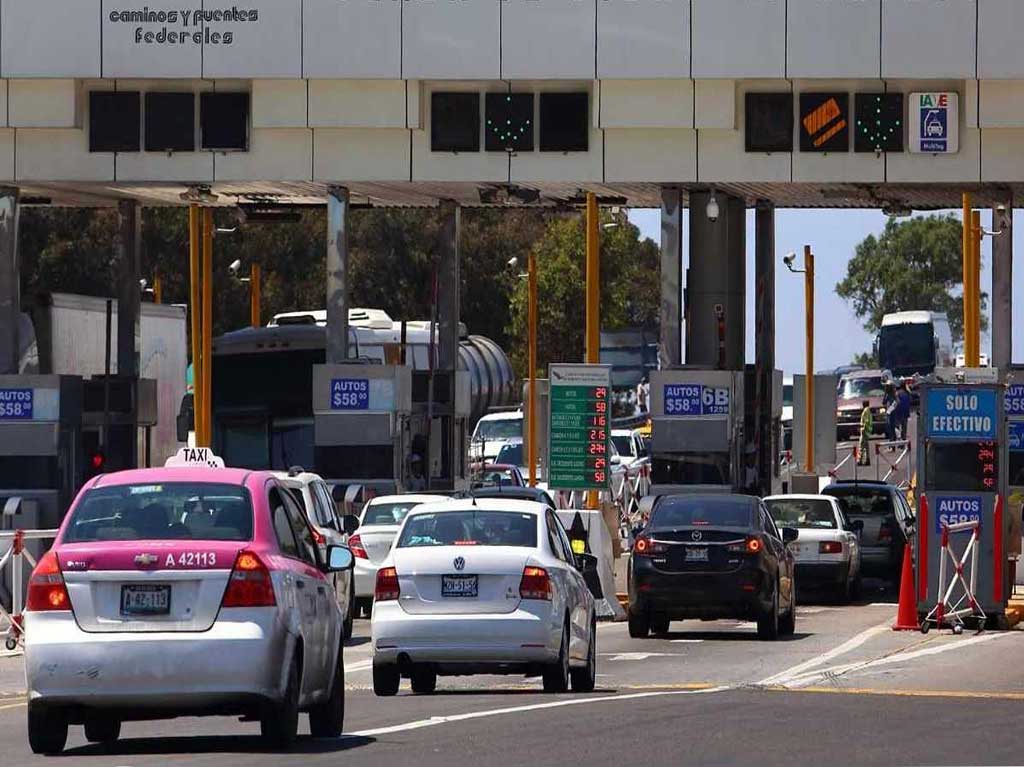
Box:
[802,98,846,148]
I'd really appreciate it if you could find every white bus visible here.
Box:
[876,311,954,379]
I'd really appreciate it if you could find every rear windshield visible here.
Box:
[765,499,837,529]
[396,511,537,548]
[823,487,894,516]
[612,436,634,457]
[63,482,253,543]
[363,501,427,527]
[651,498,754,529]
[476,419,522,441]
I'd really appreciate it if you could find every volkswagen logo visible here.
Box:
[691,530,703,542]
[453,556,466,571]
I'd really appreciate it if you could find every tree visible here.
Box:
[506,212,660,378]
[836,214,985,347]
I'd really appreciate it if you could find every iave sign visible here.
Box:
[909,92,959,154]
[925,388,997,440]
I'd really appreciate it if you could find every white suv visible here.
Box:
[274,468,359,638]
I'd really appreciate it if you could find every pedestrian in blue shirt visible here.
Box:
[895,383,912,441]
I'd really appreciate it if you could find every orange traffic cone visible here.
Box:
[892,543,919,631]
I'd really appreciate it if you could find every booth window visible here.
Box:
[89,91,141,153]
[145,92,195,153]
[201,92,250,151]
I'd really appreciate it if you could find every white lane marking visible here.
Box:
[867,603,898,607]
[347,685,729,739]
[780,632,1017,688]
[346,660,374,673]
[601,652,680,661]
[670,639,704,644]
[759,622,890,686]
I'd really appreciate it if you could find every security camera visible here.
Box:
[228,259,242,275]
[507,256,519,269]
[706,193,720,223]
[996,204,1007,215]
[783,252,796,269]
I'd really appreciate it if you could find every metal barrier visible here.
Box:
[921,519,986,635]
[1,528,58,650]
[825,440,912,489]
[554,461,651,533]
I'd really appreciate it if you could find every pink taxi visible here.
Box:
[23,457,354,754]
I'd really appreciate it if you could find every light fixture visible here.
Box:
[881,202,913,218]
[706,190,720,223]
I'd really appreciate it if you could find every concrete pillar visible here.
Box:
[115,200,141,377]
[0,188,19,375]
[992,201,1013,373]
[326,186,350,364]
[659,187,683,368]
[686,190,745,370]
[754,201,776,496]
[437,200,460,372]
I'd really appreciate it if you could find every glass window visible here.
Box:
[270,489,299,558]
[362,501,428,526]
[282,487,318,566]
[823,487,895,517]
[546,513,569,561]
[476,419,523,441]
[612,435,634,458]
[63,482,253,543]
[396,510,538,548]
[314,482,339,528]
[270,421,314,472]
[650,497,755,529]
[839,376,885,399]
[495,443,524,466]
[765,499,838,530]
[219,420,269,469]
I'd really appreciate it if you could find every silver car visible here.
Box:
[24,466,353,754]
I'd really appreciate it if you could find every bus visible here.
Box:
[876,311,954,379]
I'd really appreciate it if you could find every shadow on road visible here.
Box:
[344,637,372,648]
[648,631,814,643]
[62,734,376,757]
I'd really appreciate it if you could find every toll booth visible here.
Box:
[916,379,1008,619]
[0,375,83,531]
[1004,380,1024,579]
[649,369,744,494]
[411,369,472,493]
[313,364,412,496]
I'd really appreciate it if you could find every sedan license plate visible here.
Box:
[685,547,709,562]
[441,575,478,598]
[121,584,171,616]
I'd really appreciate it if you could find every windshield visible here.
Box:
[495,443,524,466]
[783,384,794,406]
[396,510,538,548]
[840,376,885,399]
[879,323,935,370]
[612,436,634,457]
[765,499,837,529]
[823,487,894,517]
[63,483,253,543]
[362,501,428,527]
[651,497,754,528]
[475,419,522,441]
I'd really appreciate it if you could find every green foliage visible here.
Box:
[506,212,660,378]
[851,351,878,368]
[836,214,985,345]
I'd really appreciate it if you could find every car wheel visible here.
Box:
[627,609,649,639]
[261,654,300,748]
[27,707,68,755]
[779,584,796,637]
[84,716,121,745]
[542,622,570,693]
[757,582,780,641]
[342,581,355,640]
[570,620,597,693]
[410,668,437,695]
[309,645,345,738]
[372,661,400,697]
[650,615,670,635]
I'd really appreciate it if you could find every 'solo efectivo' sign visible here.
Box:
[925,388,997,440]
[909,92,959,154]
[547,364,611,491]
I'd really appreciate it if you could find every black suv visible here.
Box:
[821,480,915,583]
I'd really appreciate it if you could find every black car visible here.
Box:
[628,494,798,641]
[821,480,915,584]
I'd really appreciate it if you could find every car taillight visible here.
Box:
[819,541,843,554]
[221,551,276,608]
[878,524,893,543]
[375,567,400,601]
[519,566,552,600]
[730,536,762,554]
[26,551,71,612]
[633,535,667,557]
[350,534,369,560]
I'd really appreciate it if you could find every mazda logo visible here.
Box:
[453,556,466,571]
[691,531,702,542]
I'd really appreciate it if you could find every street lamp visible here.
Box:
[784,247,815,475]
[228,259,262,328]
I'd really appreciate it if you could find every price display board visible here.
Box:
[548,364,611,491]
[924,441,999,493]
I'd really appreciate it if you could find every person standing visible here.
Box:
[883,382,897,443]
[858,399,873,466]
[896,383,912,441]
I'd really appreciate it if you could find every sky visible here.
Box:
[627,207,1024,375]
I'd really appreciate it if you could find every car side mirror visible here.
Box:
[849,520,864,533]
[575,553,598,573]
[342,514,360,536]
[610,455,621,465]
[326,544,355,572]
[781,527,799,544]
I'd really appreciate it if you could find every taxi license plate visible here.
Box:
[685,547,709,562]
[121,584,171,616]
[441,575,478,598]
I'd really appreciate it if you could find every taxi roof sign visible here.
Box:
[165,447,225,468]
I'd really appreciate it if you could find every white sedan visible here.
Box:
[371,499,597,695]
[764,494,863,602]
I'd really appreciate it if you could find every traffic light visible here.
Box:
[485,93,534,153]
[854,93,904,153]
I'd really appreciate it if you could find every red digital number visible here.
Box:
[594,387,607,400]
[593,458,606,469]
[595,401,607,413]
[589,429,606,441]
[591,415,606,427]
[593,471,606,483]
[588,442,606,455]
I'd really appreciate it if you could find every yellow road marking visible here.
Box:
[0,699,26,710]
[770,686,1024,702]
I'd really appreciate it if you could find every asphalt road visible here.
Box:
[3,586,1024,766]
